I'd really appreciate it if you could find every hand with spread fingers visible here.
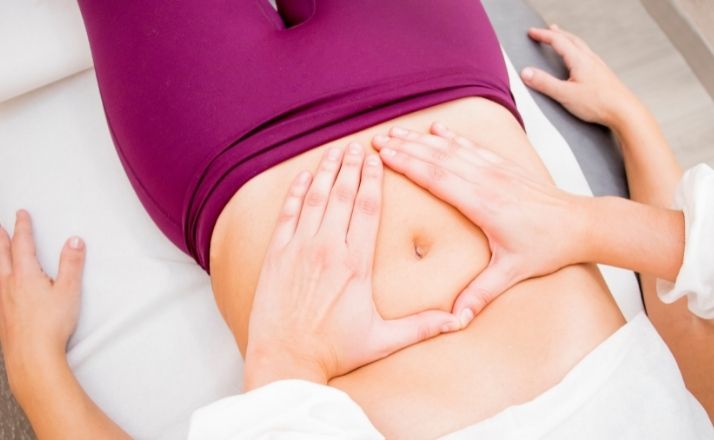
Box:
[372,124,591,322]
[243,143,460,391]
[0,211,130,439]
[520,25,640,127]
[0,210,85,386]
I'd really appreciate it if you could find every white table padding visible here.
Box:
[0,0,92,103]
[0,56,642,438]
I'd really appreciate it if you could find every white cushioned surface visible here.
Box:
[0,0,92,103]
[0,47,642,438]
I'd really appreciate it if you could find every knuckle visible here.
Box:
[343,154,363,166]
[416,323,432,342]
[470,294,490,314]
[430,147,450,162]
[276,208,296,224]
[305,242,332,267]
[426,163,447,181]
[356,195,380,216]
[320,159,339,172]
[333,185,356,203]
[305,191,327,207]
[345,251,369,277]
[363,163,381,178]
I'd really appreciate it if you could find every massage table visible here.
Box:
[0,0,641,438]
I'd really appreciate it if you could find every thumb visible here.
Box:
[521,67,571,103]
[452,260,514,324]
[55,236,86,294]
[377,310,459,357]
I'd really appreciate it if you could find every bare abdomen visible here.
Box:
[210,97,625,439]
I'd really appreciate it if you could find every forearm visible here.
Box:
[610,100,682,208]
[10,353,129,440]
[580,196,684,281]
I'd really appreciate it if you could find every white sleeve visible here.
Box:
[187,380,384,440]
[656,164,714,319]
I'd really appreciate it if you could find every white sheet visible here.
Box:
[0,48,642,438]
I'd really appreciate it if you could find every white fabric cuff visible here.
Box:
[657,164,714,319]
[187,379,383,439]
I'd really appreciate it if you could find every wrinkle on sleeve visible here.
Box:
[657,164,714,319]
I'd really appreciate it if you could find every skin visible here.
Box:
[0,211,130,440]
[0,24,709,438]
[244,145,461,390]
[522,25,713,419]
[210,96,623,438]
[372,123,686,314]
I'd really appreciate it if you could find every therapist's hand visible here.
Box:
[521,25,640,128]
[0,210,85,393]
[373,124,591,322]
[243,144,459,391]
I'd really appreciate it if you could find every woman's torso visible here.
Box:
[210,97,624,439]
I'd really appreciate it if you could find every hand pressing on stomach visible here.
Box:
[372,126,590,325]
[243,143,460,391]
[373,122,686,326]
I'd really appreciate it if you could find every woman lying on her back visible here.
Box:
[0,12,712,440]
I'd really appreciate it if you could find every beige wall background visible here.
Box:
[529,0,714,168]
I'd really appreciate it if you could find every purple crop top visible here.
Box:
[77,0,522,271]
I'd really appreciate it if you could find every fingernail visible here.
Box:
[459,309,474,328]
[348,142,362,155]
[390,127,408,137]
[69,236,84,250]
[328,147,341,161]
[433,122,446,132]
[521,67,534,81]
[373,135,390,146]
[380,148,396,157]
[550,24,559,30]
[366,155,380,166]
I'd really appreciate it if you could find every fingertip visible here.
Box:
[15,209,30,224]
[296,170,312,184]
[440,315,462,333]
[324,146,343,163]
[550,23,560,31]
[346,142,364,157]
[521,67,535,81]
[372,134,390,149]
[68,236,84,251]
[379,148,397,159]
[389,126,409,138]
[430,121,450,137]
[527,26,545,37]
[458,308,475,329]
